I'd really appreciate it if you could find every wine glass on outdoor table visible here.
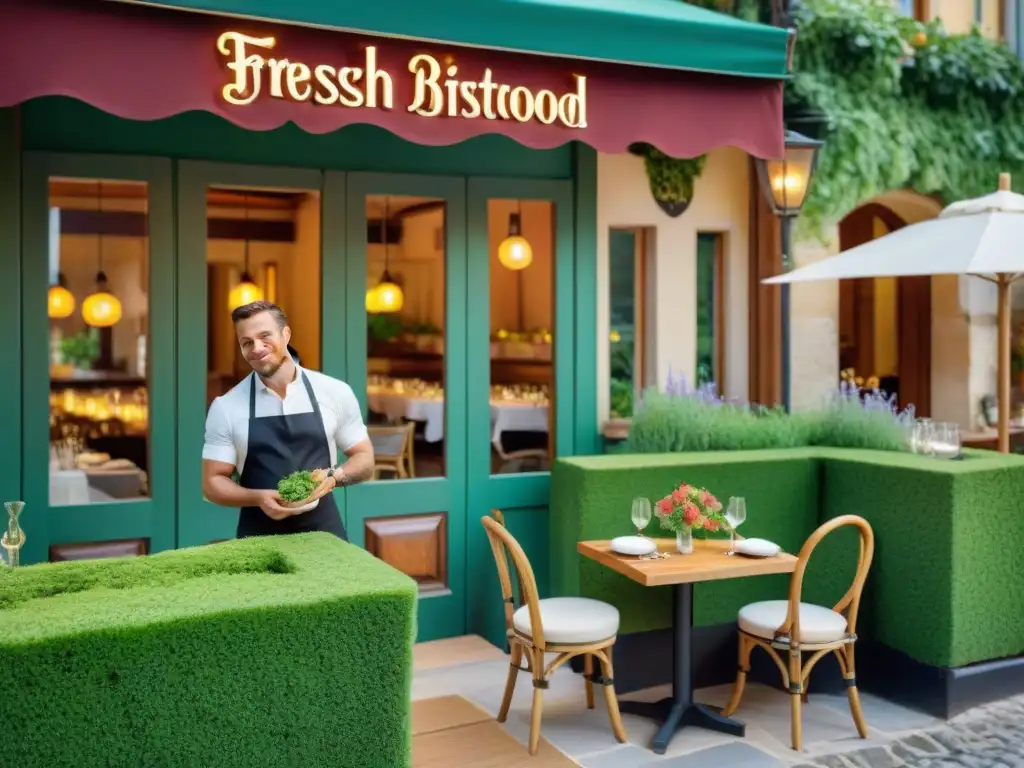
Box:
[725,497,746,555]
[631,497,652,539]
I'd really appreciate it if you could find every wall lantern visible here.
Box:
[753,129,824,411]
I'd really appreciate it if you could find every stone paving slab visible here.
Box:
[805,693,1024,768]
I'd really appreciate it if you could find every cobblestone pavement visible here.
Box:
[801,694,1024,768]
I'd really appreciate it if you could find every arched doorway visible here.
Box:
[838,200,933,416]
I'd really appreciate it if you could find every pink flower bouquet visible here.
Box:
[654,483,728,534]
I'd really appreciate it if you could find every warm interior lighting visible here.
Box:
[498,211,533,270]
[48,274,75,319]
[82,272,123,328]
[228,272,264,311]
[366,197,404,314]
[228,196,264,311]
[373,275,404,313]
[365,284,381,312]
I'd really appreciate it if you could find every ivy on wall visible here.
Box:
[682,0,1024,235]
[786,0,1024,235]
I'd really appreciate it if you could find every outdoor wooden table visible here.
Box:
[577,537,797,755]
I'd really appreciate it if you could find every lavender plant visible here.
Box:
[627,369,913,454]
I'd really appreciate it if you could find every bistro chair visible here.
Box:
[368,422,416,479]
[722,515,874,752]
[481,512,628,755]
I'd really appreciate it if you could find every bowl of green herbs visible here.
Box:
[277,469,320,512]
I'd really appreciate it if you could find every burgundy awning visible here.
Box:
[0,0,784,159]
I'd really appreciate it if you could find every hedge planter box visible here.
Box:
[0,533,417,768]
[551,448,1024,714]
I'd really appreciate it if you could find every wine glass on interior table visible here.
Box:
[725,497,746,555]
[631,497,652,539]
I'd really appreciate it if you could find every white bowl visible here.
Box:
[735,538,781,558]
[610,535,657,557]
[283,497,320,514]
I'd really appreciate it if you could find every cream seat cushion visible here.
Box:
[738,600,848,644]
[513,597,620,644]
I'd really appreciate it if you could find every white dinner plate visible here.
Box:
[735,538,781,558]
[284,498,320,514]
[610,535,657,557]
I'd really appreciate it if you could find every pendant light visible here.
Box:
[366,197,404,314]
[228,194,264,311]
[81,182,123,328]
[498,201,533,271]
[48,272,75,319]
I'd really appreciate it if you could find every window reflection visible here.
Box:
[488,199,554,474]
[48,178,150,505]
[365,196,447,480]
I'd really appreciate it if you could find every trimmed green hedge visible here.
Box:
[551,448,1024,669]
[0,533,417,768]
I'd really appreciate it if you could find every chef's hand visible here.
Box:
[256,490,294,520]
[309,468,337,500]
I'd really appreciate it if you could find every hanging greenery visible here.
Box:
[784,0,1024,236]
[630,143,708,217]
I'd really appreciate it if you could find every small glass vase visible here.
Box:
[2,500,25,568]
[676,528,693,555]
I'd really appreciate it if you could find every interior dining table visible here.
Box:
[577,537,797,755]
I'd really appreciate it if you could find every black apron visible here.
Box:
[236,371,347,540]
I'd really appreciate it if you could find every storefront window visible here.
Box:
[365,195,446,480]
[488,199,554,474]
[696,232,725,390]
[609,229,646,418]
[48,178,150,506]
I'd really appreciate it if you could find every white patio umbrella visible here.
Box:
[764,173,1024,453]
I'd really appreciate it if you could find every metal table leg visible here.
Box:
[618,583,746,754]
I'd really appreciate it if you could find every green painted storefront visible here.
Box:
[0,0,790,649]
[0,97,597,646]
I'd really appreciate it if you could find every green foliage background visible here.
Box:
[789,0,1024,233]
[683,0,1024,234]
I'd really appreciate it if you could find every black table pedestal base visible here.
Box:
[619,698,746,754]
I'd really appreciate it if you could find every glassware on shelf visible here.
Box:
[2,500,26,568]
[931,422,961,460]
[630,497,652,538]
[725,497,747,556]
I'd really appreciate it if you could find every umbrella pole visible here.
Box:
[997,274,1011,454]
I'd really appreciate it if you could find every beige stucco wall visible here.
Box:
[930,0,1002,38]
[790,189,996,431]
[595,147,752,422]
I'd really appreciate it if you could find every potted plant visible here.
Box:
[655,482,729,554]
[59,328,100,371]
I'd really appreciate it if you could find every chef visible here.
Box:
[201,300,375,539]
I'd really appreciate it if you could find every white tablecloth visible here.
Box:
[49,469,117,506]
[367,392,548,447]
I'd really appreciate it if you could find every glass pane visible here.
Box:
[48,178,150,505]
[365,195,446,480]
[609,230,637,418]
[206,187,322,406]
[696,233,721,389]
[488,199,554,475]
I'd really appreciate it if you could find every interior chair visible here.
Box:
[368,422,415,479]
[481,511,627,755]
[722,514,875,752]
[492,433,549,474]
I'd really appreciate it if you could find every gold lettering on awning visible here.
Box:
[216,31,587,129]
